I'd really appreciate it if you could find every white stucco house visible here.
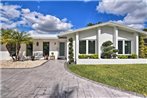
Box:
[1,22,147,64]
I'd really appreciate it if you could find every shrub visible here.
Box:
[118,55,128,59]
[68,38,74,64]
[79,54,98,59]
[79,54,89,59]
[118,54,137,59]
[139,36,145,58]
[130,54,137,59]
[101,41,118,59]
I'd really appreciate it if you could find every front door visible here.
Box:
[59,42,65,56]
[26,43,33,56]
[43,42,50,56]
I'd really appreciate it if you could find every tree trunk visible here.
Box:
[6,44,16,61]
[16,43,21,61]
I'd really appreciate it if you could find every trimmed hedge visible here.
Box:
[79,54,98,59]
[118,54,137,59]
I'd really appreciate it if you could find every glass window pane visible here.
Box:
[125,41,131,54]
[88,40,95,54]
[79,40,86,54]
[118,41,123,54]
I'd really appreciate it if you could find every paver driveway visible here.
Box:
[1,60,141,98]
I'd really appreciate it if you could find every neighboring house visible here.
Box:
[0,34,67,60]
[0,22,147,64]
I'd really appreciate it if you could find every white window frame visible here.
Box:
[118,40,132,55]
[88,40,96,54]
[79,39,96,54]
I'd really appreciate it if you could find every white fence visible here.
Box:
[77,59,147,64]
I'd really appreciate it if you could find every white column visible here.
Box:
[134,32,139,57]
[97,28,101,59]
[114,27,118,50]
[86,40,88,54]
[66,38,69,61]
[75,32,79,63]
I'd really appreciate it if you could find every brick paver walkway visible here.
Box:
[1,60,141,98]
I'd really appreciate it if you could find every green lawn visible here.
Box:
[68,64,147,96]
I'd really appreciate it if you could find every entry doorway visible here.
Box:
[59,42,65,57]
[43,42,50,56]
[26,43,33,56]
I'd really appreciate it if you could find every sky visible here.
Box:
[0,0,147,35]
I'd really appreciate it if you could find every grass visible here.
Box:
[68,64,147,96]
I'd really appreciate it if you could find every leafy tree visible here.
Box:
[101,41,118,59]
[1,29,16,60]
[1,29,32,61]
[87,23,95,26]
[87,22,102,27]
[143,28,147,32]
[13,31,32,60]
[139,36,145,58]
[68,38,74,64]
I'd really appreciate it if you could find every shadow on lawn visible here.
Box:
[50,84,77,98]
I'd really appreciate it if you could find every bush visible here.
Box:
[101,41,118,59]
[130,54,137,59]
[118,55,128,59]
[79,54,98,59]
[68,38,74,64]
[118,54,137,59]
[79,54,89,59]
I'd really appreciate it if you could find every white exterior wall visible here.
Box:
[118,30,136,54]
[77,59,147,64]
[66,26,139,63]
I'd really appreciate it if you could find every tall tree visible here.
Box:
[87,23,95,26]
[0,29,16,60]
[13,31,32,60]
[1,29,32,61]
[139,36,145,58]
[68,38,74,64]
[87,22,102,27]
[143,28,147,32]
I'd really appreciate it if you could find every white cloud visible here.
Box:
[21,9,73,33]
[0,3,21,19]
[0,3,73,34]
[97,0,147,29]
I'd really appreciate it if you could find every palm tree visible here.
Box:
[1,29,16,60]
[1,29,32,61]
[13,31,32,60]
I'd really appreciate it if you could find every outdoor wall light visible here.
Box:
[36,42,39,46]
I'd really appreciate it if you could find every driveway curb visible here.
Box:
[1,60,49,69]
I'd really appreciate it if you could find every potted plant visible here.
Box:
[44,54,49,60]
[31,55,35,61]
[50,52,55,60]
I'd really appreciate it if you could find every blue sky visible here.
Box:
[1,0,147,34]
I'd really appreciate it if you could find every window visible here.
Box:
[88,40,95,54]
[118,41,123,54]
[79,40,86,54]
[125,41,131,54]
[118,40,131,54]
